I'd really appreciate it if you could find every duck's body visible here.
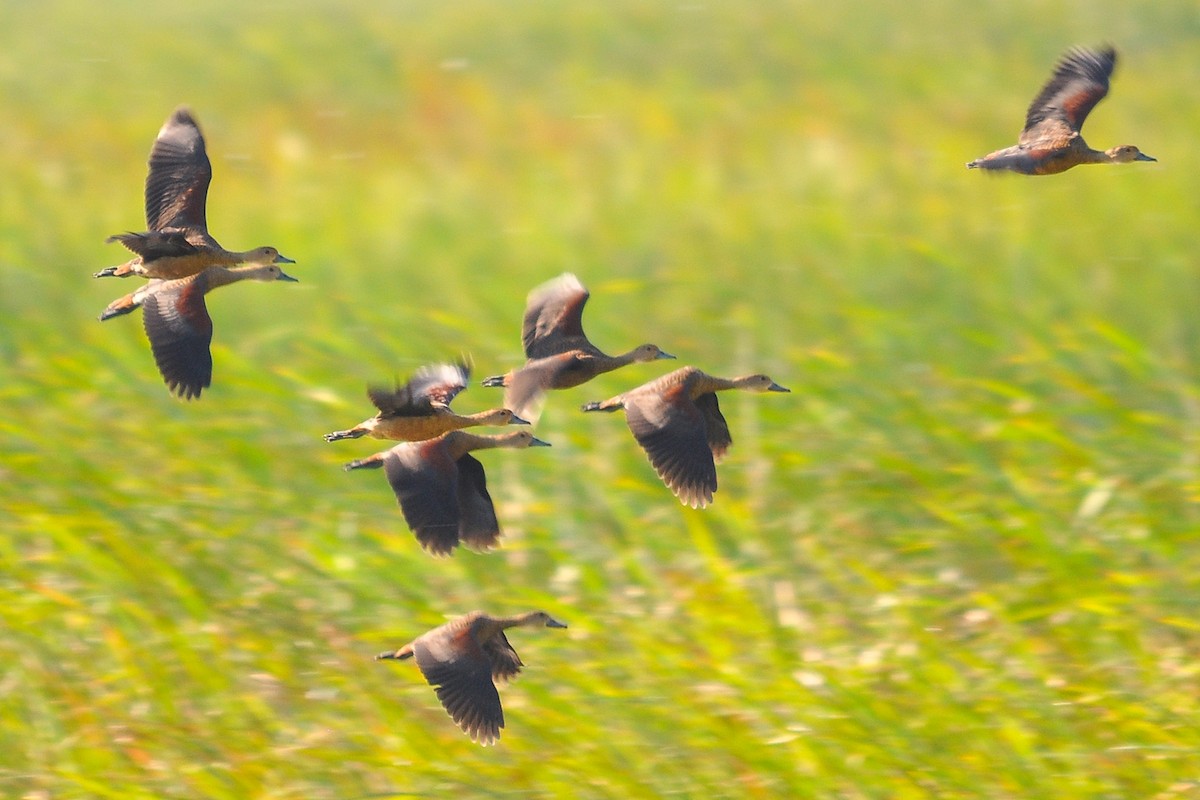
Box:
[967,46,1155,175]
[377,610,567,746]
[583,366,789,508]
[98,263,298,399]
[101,232,292,280]
[344,429,550,555]
[968,139,1152,176]
[482,273,674,419]
[96,107,293,279]
[324,362,528,443]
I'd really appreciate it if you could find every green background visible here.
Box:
[2,1,1198,797]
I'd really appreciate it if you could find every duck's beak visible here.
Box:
[768,382,791,392]
[509,413,532,426]
[657,351,676,360]
[278,270,300,282]
[530,436,552,447]
[545,617,568,628]
[275,253,297,264]
[1135,152,1157,163]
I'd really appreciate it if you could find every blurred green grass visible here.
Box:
[2,0,1199,797]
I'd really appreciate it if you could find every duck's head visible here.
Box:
[632,344,676,362]
[504,429,551,448]
[247,246,296,265]
[522,611,568,629]
[1107,145,1156,164]
[488,408,530,426]
[736,374,790,393]
[252,263,299,283]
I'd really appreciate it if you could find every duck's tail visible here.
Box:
[581,398,622,413]
[344,453,386,471]
[375,645,414,661]
[98,293,140,321]
[94,263,136,279]
[324,427,366,443]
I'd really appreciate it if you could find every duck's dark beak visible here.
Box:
[768,382,790,392]
[1135,152,1157,163]
[530,436,552,447]
[509,413,532,426]
[545,617,568,628]
[278,270,299,282]
[657,350,676,360]
[275,253,297,264]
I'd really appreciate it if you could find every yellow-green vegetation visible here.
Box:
[2,1,1198,797]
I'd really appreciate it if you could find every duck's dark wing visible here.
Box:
[383,444,462,556]
[481,630,524,682]
[369,362,469,417]
[1021,46,1115,142]
[522,273,593,359]
[106,230,203,260]
[142,278,214,400]
[413,627,504,745]
[145,107,212,233]
[454,454,501,552]
[624,384,717,508]
[694,392,732,461]
[501,355,566,422]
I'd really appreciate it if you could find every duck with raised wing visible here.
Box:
[98,263,298,399]
[96,106,294,279]
[481,273,674,420]
[583,366,789,508]
[324,362,528,443]
[377,610,567,746]
[344,430,550,556]
[967,46,1155,175]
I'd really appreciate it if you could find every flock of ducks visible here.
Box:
[93,44,1155,745]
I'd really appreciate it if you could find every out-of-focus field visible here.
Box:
[2,1,1198,797]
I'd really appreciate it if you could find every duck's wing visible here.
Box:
[369,362,469,417]
[624,384,717,508]
[501,356,564,422]
[383,444,462,556]
[522,273,593,359]
[481,630,524,683]
[145,107,213,234]
[413,625,504,745]
[409,362,470,407]
[106,230,203,260]
[1021,46,1115,143]
[694,392,732,462]
[141,277,214,400]
[454,454,502,552]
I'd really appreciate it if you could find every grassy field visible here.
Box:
[2,0,1199,797]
